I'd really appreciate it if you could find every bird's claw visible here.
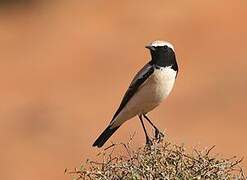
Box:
[145,137,153,147]
[155,129,164,142]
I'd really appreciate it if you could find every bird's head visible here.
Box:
[145,40,175,52]
[145,40,177,70]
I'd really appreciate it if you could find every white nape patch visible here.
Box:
[149,40,175,51]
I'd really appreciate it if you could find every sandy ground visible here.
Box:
[0,1,246,179]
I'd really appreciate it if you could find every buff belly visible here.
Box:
[111,67,177,128]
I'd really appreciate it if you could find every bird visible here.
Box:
[93,40,178,148]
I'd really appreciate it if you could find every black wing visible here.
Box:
[111,63,154,121]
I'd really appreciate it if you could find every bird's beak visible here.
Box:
[145,45,155,51]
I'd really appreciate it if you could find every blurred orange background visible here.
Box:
[0,1,246,179]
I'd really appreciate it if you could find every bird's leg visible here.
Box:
[139,115,153,146]
[143,114,164,142]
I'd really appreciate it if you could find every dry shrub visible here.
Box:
[68,138,246,180]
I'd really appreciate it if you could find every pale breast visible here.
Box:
[111,66,177,127]
[151,66,177,101]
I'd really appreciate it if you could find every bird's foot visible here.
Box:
[145,137,153,147]
[154,129,165,143]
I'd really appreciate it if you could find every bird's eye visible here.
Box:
[163,45,168,49]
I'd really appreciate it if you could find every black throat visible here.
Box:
[149,47,178,72]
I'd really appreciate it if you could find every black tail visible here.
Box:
[93,125,120,148]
